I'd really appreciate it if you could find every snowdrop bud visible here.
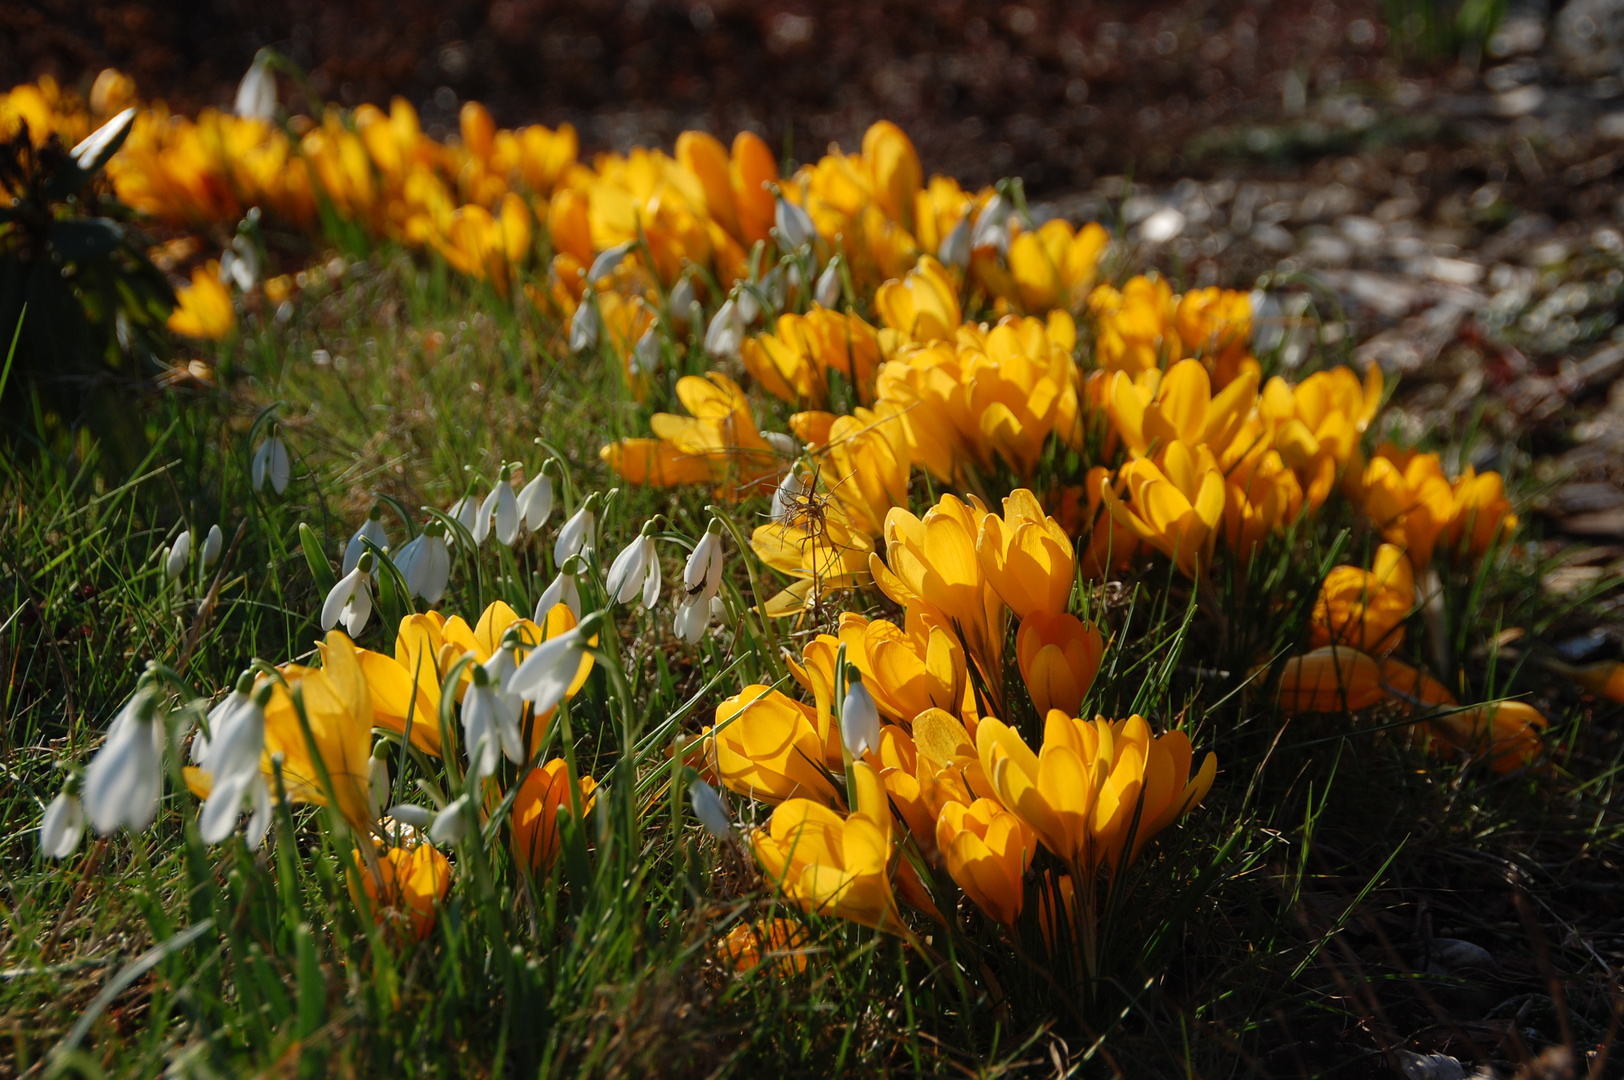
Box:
[570,300,601,352]
[587,241,633,284]
[481,463,520,547]
[704,298,744,360]
[668,275,697,319]
[735,285,762,326]
[631,325,660,376]
[201,524,224,570]
[762,431,797,457]
[251,432,290,494]
[841,670,881,758]
[165,530,192,581]
[688,778,733,840]
[516,466,555,532]
[938,213,972,269]
[775,197,815,252]
[343,504,389,576]
[535,558,583,620]
[321,552,374,636]
[971,194,1011,256]
[40,786,85,859]
[234,55,277,121]
[814,258,842,308]
[771,469,810,526]
[70,107,136,172]
[366,752,390,823]
[554,493,598,565]
[429,794,471,844]
[83,689,165,835]
[387,803,434,830]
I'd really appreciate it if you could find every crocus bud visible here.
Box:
[814,258,842,308]
[841,669,881,758]
[688,778,733,839]
[164,530,192,581]
[775,198,815,252]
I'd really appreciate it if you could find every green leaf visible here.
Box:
[298,522,336,595]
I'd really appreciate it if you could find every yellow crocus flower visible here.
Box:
[875,256,961,344]
[168,264,235,340]
[937,797,1035,929]
[976,488,1075,620]
[1310,544,1416,654]
[1101,441,1226,579]
[711,684,842,805]
[1015,612,1104,719]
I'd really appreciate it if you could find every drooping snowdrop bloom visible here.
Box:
[509,615,599,714]
[164,530,192,581]
[762,431,797,457]
[83,687,165,835]
[40,782,85,859]
[704,297,744,360]
[461,661,520,782]
[219,234,260,292]
[735,283,762,326]
[631,325,660,376]
[429,794,471,844]
[321,551,375,636]
[674,594,710,645]
[535,555,584,620]
[971,193,1011,256]
[668,275,697,321]
[386,803,435,830]
[251,430,290,494]
[554,493,598,565]
[193,670,254,767]
[938,213,972,269]
[570,299,601,352]
[202,524,224,570]
[516,465,554,533]
[198,683,272,848]
[234,54,277,121]
[776,197,816,252]
[343,504,389,576]
[475,463,520,547]
[688,778,733,840]
[604,523,661,609]
[451,493,481,542]
[841,671,882,758]
[675,522,725,644]
[771,469,811,526]
[814,258,843,308]
[393,523,451,604]
[587,241,633,283]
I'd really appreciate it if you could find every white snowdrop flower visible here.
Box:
[508,618,596,714]
[251,432,290,494]
[841,673,881,758]
[386,803,435,830]
[394,523,451,603]
[771,469,811,526]
[605,525,660,608]
[516,468,555,533]
[673,594,710,645]
[570,299,601,352]
[193,671,255,767]
[736,284,762,326]
[40,786,85,859]
[683,523,725,606]
[70,107,136,172]
[321,552,374,636]
[587,241,633,283]
[343,505,389,576]
[429,794,471,844]
[938,213,972,268]
[234,55,277,121]
[553,494,598,565]
[482,637,526,760]
[198,685,271,847]
[762,431,797,457]
[366,753,390,824]
[535,558,583,620]
[201,524,224,570]
[461,664,514,782]
[704,297,744,360]
[83,689,165,835]
[631,325,660,376]
[479,464,520,547]
[219,235,260,292]
[668,275,698,322]
[971,193,1011,256]
[164,530,192,581]
[775,197,815,252]
[814,258,842,308]
[688,778,733,840]
[1138,206,1185,245]
[764,265,788,312]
